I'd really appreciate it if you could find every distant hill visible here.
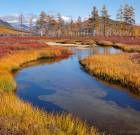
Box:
[0,19,13,28]
[10,23,30,32]
[0,19,29,34]
[0,26,29,34]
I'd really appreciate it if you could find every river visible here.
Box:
[15,46,140,135]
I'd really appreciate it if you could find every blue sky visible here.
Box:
[0,0,140,24]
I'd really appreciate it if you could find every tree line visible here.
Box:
[19,4,137,37]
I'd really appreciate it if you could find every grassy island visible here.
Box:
[80,53,140,95]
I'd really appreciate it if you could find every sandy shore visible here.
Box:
[46,42,97,49]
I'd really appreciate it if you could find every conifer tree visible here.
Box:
[91,6,99,35]
[101,5,110,36]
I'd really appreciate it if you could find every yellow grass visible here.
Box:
[0,93,99,135]
[0,46,101,135]
[0,47,70,92]
[96,40,140,53]
[0,69,16,92]
[80,54,140,95]
[114,43,140,52]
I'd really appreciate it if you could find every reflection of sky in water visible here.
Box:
[16,46,140,134]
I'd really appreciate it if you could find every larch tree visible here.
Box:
[57,13,64,36]
[123,4,135,36]
[29,15,33,33]
[76,16,82,36]
[49,16,58,36]
[123,4,135,24]
[36,11,48,35]
[101,5,110,36]
[19,13,24,31]
[116,5,125,36]
[69,18,74,36]
[91,6,99,35]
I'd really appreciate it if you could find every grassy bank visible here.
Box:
[80,54,140,95]
[48,36,140,53]
[0,93,99,135]
[96,41,140,53]
[0,46,71,92]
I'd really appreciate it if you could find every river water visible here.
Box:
[15,46,140,135]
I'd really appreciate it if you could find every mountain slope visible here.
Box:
[0,26,29,34]
[0,19,13,28]
[0,19,29,34]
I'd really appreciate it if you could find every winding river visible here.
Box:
[15,46,140,135]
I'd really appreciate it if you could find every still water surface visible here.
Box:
[16,46,140,134]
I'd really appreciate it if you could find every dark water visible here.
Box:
[15,46,140,135]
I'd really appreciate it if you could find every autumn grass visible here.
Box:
[0,46,71,92]
[80,54,140,95]
[0,69,16,92]
[0,93,100,135]
[113,43,140,52]
[96,41,140,52]
[0,41,102,135]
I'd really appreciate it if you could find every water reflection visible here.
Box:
[72,46,122,60]
[16,46,140,135]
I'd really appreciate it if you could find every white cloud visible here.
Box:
[61,16,71,22]
[0,13,37,25]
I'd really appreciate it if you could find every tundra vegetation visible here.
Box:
[0,37,102,135]
[0,2,140,135]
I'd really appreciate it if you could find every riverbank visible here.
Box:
[46,36,140,53]
[80,53,140,95]
[0,37,101,135]
[0,46,71,92]
[47,41,93,49]
[0,93,99,135]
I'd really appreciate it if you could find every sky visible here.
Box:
[0,0,140,24]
